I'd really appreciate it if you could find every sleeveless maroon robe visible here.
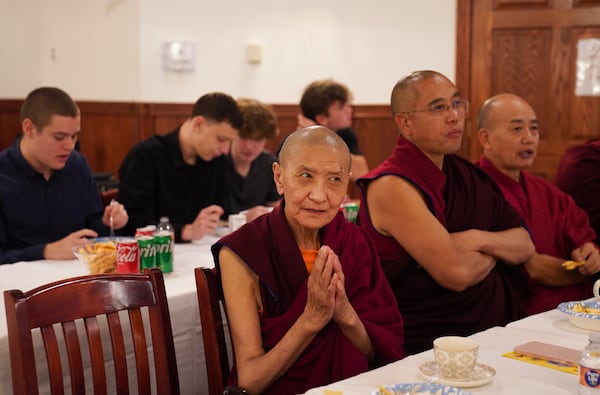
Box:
[357,136,529,355]
[212,203,405,395]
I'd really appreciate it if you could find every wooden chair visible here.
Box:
[4,268,180,395]
[194,267,231,395]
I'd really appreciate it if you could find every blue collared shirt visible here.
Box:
[0,138,106,264]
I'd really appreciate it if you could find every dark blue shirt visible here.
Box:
[0,138,106,264]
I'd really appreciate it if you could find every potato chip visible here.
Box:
[562,260,585,270]
[74,240,117,274]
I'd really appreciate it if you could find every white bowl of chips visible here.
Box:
[72,238,118,274]
[558,299,600,331]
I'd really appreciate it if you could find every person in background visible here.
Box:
[476,93,600,315]
[357,70,535,355]
[212,126,404,395]
[0,87,128,264]
[555,138,600,246]
[297,79,369,181]
[118,92,243,242]
[223,98,281,222]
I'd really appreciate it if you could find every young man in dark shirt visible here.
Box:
[0,87,128,264]
[118,92,243,242]
[222,98,281,221]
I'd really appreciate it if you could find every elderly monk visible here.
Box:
[555,139,600,247]
[211,126,404,395]
[357,70,535,355]
[476,93,600,315]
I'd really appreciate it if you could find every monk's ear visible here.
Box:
[394,113,412,138]
[478,128,491,151]
[272,161,284,195]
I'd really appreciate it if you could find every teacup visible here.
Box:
[433,336,479,380]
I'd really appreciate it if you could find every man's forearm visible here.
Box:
[480,227,535,264]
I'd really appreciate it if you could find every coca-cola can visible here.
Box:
[116,238,140,274]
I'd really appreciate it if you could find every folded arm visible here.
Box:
[367,175,504,292]
[450,227,534,265]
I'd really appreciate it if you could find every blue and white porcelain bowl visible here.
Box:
[371,382,471,395]
[558,299,600,331]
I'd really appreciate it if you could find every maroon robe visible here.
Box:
[555,139,600,246]
[357,136,529,355]
[477,156,597,314]
[212,202,405,395]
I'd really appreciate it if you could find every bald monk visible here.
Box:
[212,126,405,395]
[357,70,535,355]
[476,93,600,315]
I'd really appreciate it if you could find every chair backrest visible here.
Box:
[4,268,180,395]
[194,267,231,395]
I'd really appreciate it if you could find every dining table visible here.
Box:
[303,304,593,394]
[0,234,223,395]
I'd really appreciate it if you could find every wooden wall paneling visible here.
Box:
[573,0,600,7]
[468,0,493,161]
[493,0,551,9]
[0,100,21,152]
[78,102,142,178]
[352,105,397,170]
[144,103,192,139]
[455,0,474,159]
[488,27,557,178]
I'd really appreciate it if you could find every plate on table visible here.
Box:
[558,299,600,331]
[372,382,472,395]
[419,361,495,388]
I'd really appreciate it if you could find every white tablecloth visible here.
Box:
[0,235,221,395]
[304,308,591,394]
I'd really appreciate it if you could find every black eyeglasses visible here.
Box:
[403,99,469,116]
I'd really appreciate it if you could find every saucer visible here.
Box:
[419,361,495,388]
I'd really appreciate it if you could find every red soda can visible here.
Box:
[135,225,156,239]
[116,238,140,273]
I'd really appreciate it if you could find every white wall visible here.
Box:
[0,0,456,104]
[1,1,43,97]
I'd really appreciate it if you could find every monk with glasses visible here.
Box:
[356,70,535,355]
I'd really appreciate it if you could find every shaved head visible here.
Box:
[278,125,351,171]
[390,70,450,115]
[477,93,532,130]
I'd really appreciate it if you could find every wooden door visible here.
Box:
[456,0,600,180]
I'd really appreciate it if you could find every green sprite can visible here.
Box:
[154,230,173,273]
[137,235,156,271]
[342,201,359,223]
